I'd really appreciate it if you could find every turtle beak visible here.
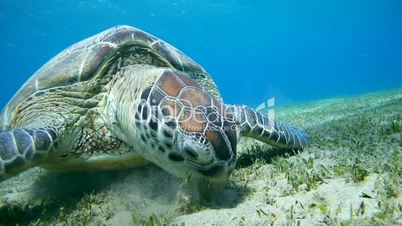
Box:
[180,139,212,164]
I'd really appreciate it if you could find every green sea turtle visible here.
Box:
[0,25,310,183]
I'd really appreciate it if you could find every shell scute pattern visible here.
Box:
[3,25,219,130]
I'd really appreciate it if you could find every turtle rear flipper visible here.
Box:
[233,105,310,149]
[0,128,58,182]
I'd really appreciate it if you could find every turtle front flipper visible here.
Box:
[231,105,310,149]
[0,128,58,182]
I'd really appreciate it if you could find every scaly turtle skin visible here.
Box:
[0,25,310,182]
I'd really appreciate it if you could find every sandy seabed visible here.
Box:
[0,88,401,226]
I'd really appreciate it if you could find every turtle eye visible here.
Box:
[149,88,165,106]
[140,87,152,101]
[140,86,166,106]
[205,126,232,161]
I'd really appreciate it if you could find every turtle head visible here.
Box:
[136,69,239,181]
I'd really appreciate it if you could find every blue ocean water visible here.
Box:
[0,0,401,109]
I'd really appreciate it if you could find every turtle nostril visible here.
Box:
[183,146,198,159]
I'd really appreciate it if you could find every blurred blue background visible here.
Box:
[0,0,401,109]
